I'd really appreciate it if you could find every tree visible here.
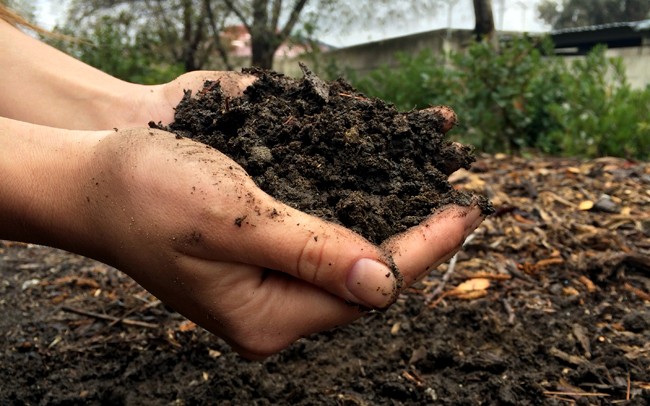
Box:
[63,0,233,72]
[222,0,308,68]
[50,11,186,84]
[538,0,650,29]
[473,0,496,44]
[1,0,34,20]
[54,0,448,77]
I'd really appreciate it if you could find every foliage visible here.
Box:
[538,0,650,29]
[60,0,232,73]
[546,48,650,158]
[51,0,447,75]
[47,12,184,84]
[2,0,34,20]
[347,36,650,160]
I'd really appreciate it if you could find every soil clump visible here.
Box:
[155,65,492,244]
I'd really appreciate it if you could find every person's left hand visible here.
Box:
[125,71,256,128]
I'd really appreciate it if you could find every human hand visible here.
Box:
[77,118,481,359]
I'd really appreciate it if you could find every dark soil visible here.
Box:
[156,65,492,244]
[2,155,649,405]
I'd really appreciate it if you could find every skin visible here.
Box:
[0,19,484,359]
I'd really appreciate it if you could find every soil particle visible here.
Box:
[156,66,492,244]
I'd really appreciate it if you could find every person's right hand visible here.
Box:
[69,124,482,360]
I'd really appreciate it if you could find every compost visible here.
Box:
[155,65,492,244]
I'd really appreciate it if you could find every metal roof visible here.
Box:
[551,19,650,35]
[550,19,650,53]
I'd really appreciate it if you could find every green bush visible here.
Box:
[546,48,650,159]
[344,36,650,160]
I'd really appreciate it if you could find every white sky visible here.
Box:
[33,0,550,48]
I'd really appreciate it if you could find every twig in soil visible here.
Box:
[504,259,537,284]
[465,272,511,281]
[539,190,576,208]
[543,391,610,398]
[402,369,424,387]
[338,92,369,102]
[106,299,161,329]
[627,372,631,401]
[282,115,294,125]
[623,283,650,301]
[61,305,159,329]
[425,233,476,305]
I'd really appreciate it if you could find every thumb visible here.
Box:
[217,195,402,309]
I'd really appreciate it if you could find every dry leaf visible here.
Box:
[455,278,491,292]
[578,200,594,211]
[178,320,197,332]
[455,290,489,300]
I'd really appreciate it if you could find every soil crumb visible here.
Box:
[156,65,493,244]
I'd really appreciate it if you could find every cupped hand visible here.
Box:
[100,73,483,359]
[80,124,481,360]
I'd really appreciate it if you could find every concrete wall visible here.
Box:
[605,46,650,89]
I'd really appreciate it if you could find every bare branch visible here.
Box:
[271,0,282,30]
[204,0,234,70]
[279,0,308,40]
[223,0,252,32]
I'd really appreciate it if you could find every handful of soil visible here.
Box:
[156,65,492,244]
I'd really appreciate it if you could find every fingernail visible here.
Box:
[346,258,397,309]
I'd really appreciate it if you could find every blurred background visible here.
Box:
[4,0,650,159]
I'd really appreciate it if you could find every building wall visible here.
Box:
[275,29,650,89]
[606,46,650,89]
[275,29,475,78]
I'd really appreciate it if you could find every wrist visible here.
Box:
[0,118,109,254]
[0,20,155,130]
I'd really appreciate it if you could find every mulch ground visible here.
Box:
[1,154,649,405]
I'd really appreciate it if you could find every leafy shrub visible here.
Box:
[546,48,650,159]
[343,36,650,160]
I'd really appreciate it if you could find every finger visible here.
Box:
[381,204,483,286]
[201,192,402,310]
[223,269,366,360]
[419,105,458,134]
[172,70,256,98]
[169,258,366,360]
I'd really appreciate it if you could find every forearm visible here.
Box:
[0,20,156,130]
[0,117,108,254]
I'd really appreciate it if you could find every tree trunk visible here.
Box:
[251,36,276,69]
[473,0,495,41]
[224,0,309,70]
[248,0,278,70]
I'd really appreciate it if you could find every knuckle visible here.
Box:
[295,232,329,283]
